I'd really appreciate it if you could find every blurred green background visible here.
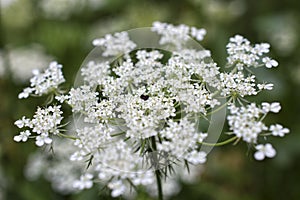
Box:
[0,0,299,199]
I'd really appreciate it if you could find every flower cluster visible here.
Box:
[14,22,289,199]
[227,102,289,143]
[14,105,63,146]
[18,61,65,99]
[226,35,278,69]
[152,21,207,49]
[92,31,137,57]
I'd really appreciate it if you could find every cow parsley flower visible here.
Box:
[261,102,281,113]
[35,133,52,147]
[14,105,63,147]
[13,130,31,142]
[152,21,207,49]
[254,143,276,160]
[270,124,290,137]
[18,61,65,99]
[15,21,289,199]
[92,32,137,57]
[226,34,278,70]
[73,173,94,190]
[262,57,279,68]
[227,103,268,143]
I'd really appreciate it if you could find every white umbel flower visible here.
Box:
[14,130,31,142]
[262,57,278,68]
[261,102,281,113]
[73,174,93,190]
[270,124,290,137]
[254,143,276,160]
[18,61,65,99]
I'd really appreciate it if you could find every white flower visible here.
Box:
[258,83,274,90]
[14,130,31,142]
[254,143,276,160]
[152,21,190,49]
[73,174,94,190]
[261,102,281,113]
[35,133,52,146]
[14,116,31,128]
[262,57,278,68]
[18,61,65,99]
[81,61,111,87]
[92,31,136,57]
[253,43,270,55]
[186,151,207,165]
[108,180,126,197]
[270,124,290,137]
[219,72,257,97]
[31,105,63,135]
[190,27,206,41]
[18,88,34,99]
[227,104,268,143]
[229,35,248,44]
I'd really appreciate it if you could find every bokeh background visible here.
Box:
[0,0,299,199]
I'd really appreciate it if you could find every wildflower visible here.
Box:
[258,83,274,90]
[14,130,31,142]
[254,143,276,160]
[18,61,65,99]
[14,116,31,128]
[92,32,137,57]
[262,57,278,68]
[227,104,268,143]
[73,174,94,190]
[270,124,290,137]
[261,102,281,113]
[186,151,207,165]
[35,133,52,147]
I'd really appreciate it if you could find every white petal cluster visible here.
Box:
[18,61,65,99]
[262,57,278,68]
[157,118,207,164]
[254,143,276,161]
[226,35,278,69]
[73,173,94,190]
[228,103,268,143]
[219,72,257,97]
[261,102,281,113]
[152,21,207,49]
[70,124,112,161]
[14,105,63,147]
[228,102,289,143]
[92,31,137,57]
[64,85,99,113]
[269,124,290,137]
[81,61,111,87]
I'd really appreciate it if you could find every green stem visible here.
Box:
[151,136,163,200]
[155,170,163,200]
[198,136,238,147]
